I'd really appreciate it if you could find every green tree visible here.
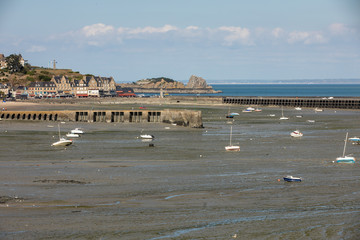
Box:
[5,54,24,73]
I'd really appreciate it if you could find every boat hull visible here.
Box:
[336,157,355,163]
[52,140,73,147]
[283,176,302,182]
[140,134,154,139]
[225,146,240,151]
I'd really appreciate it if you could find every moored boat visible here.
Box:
[290,130,303,137]
[52,124,73,147]
[52,137,73,147]
[283,175,302,182]
[66,132,80,138]
[140,134,155,139]
[225,125,240,151]
[336,132,356,163]
[71,128,84,134]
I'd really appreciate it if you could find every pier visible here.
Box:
[0,109,203,128]
[222,97,360,109]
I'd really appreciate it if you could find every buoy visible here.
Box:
[277,179,280,182]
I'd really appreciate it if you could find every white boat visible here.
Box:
[242,109,252,113]
[52,124,73,147]
[229,112,239,116]
[315,108,323,112]
[336,132,356,163]
[225,126,240,151]
[247,107,255,111]
[306,120,315,123]
[140,134,154,139]
[71,128,84,134]
[66,133,80,138]
[295,107,302,111]
[279,107,289,120]
[290,130,303,137]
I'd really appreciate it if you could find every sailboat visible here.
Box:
[279,106,289,120]
[336,132,356,163]
[225,126,240,151]
[52,124,73,147]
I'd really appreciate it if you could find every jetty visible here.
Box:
[222,96,360,109]
[0,109,203,128]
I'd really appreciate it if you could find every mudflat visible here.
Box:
[1,101,360,239]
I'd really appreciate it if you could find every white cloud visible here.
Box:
[186,26,199,31]
[52,23,340,48]
[287,31,327,44]
[328,23,355,35]
[218,26,252,45]
[81,23,114,37]
[120,24,178,35]
[27,45,46,52]
[271,27,284,38]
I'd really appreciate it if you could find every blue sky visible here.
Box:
[1,0,359,83]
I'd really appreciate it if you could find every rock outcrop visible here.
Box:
[186,75,212,89]
[120,75,221,94]
[136,79,185,89]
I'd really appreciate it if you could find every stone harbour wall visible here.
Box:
[0,109,203,128]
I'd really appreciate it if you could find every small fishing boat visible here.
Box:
[315,108,323,112]
[52,124,73,147]
[283,175,302,182]
[226,115,234,118]
[290,130,303,137]
[336,132,356,163]
[71,128,84,134]
[140,134,155,139]
[254,108,262,112]
[225,126,240,151]
[295,107,302,111]
[229,112,239,116]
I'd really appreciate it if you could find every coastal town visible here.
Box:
[0,54,219,100]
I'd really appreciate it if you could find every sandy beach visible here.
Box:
[1,100,360,239]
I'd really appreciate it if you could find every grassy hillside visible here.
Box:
[0,67,88,87]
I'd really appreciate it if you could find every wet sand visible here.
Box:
[1,101,360,239]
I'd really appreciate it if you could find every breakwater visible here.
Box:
[0,109,203,128]
[222,97,360,109]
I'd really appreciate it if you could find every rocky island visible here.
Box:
[120,75,222,94]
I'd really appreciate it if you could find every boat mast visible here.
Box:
[58,123,61,140]
[229,126,233,146]
[342,132,349,157]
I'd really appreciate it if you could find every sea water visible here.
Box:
[170,84,360,97]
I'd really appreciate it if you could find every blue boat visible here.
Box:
[283,175,302,182]
[349,136,360,145]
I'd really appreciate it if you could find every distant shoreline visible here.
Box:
[209,82,360,85]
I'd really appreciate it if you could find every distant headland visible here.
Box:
[120,75,222,94]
